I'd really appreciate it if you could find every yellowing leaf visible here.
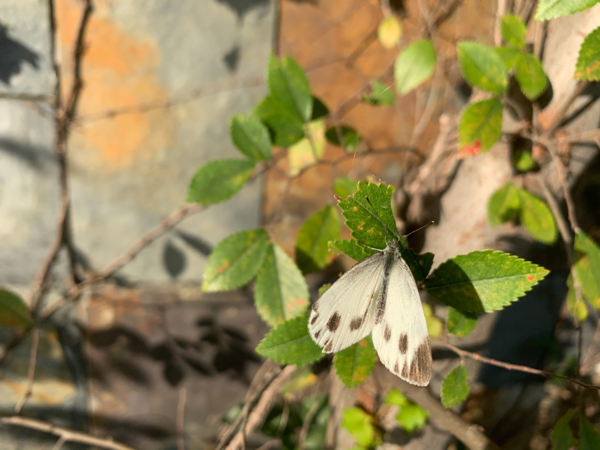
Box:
[289,119,325,175]
[378,16,402,49]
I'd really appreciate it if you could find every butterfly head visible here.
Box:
[385,239,399,252]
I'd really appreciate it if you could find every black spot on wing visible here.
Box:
[406,339,431,386]
[399,333,408,354]
[327,312,341,332]
[384,324,392,342]
[350,317,363,331]
[310,314,319,325]
[314,330,321,339]
[324,341,333,352]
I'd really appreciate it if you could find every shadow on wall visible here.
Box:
[0,23,40,84]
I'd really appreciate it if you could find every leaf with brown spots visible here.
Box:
[333,336,377,388]
[202,229,269,292]
[255,243,309,326]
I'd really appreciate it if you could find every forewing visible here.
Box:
[309,252,385,353]
[372,255,432,386]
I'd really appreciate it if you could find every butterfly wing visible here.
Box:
[308,252,385,353]
[372,254,432,386]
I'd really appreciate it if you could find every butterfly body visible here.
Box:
[308,240,432,386]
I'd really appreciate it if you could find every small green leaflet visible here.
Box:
[488,182,520,226]
[334,336,377,388]
[580,415,600,449]
[325,125,361,151]
[446,307,477,337]
[384,388,408,407]
[515,53,548,100]
[458,98,503,157]
[254,95,305,147]
[396,403,429,433]
[329,239,378,262]
[311,96,329,120]
[576,26,600,81]
[457,41,508,95]
[551,410,576,450]
[535,0,600,21]
[441,365,470,408]
[202,229,269,292]
[187,159,255,205]
[363,80,395,106]
[495,47,520,71]
[574,231,600,308]
[295,205,340,274]
[425,250,549,314]
[267,53,313,122]
[394,40,436,95]
[501,14,527,49]
[513,149,536,172]
[0,289,33,328]
[333,177,359,199]
[255,243,310,326]
[516,188,557,245]
[423,303,443,337]
[342,407,379,448]
[255,315,324,367]
[230,114,272,161]
[566,275,588,323]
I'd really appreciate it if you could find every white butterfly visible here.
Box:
[308,240,432,386]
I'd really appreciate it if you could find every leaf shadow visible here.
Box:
[426,261,486,314]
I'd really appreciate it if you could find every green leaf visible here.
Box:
[363,80,395,106]
[425,250,549,314]
[396,403,429,433]
[458,98,503,156]
[334,336,377,388]
[230,114,272,161]
[513,149,536,172]
[325,126,361,151]
[515,53,548,100]
[254,95,305,147]
[337,181,399,249]
[255,243,310,326]
[551,410,576,450]
[566,276,588,323]
[311,96,329,120]
[457,41,508,95]
[516,188,557,245]
[255,315,324,367]
[329,239,378,262]
[296,205,341,274]
[501,14,527,49]
[394,39,436,95]
[187,159,255,205]
[576,26,600,81]
[202,229,269,292]
[289,119,326,175]
[342,407,377,447]
[0,289,32,328]
[267,53,313,122]
[446,307,477,337]
[580,415,600,450]
[378,15,402,49]
[487,182,520,227]
[334,178,359,200]
[318,283,331,296]
[441,365,470,408]
[495,47,521,71]
[384,388,409,407]
[423,303,443,337]
[574,231,600,308]
[535,0,600,21]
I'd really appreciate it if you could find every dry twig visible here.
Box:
[14,327,39,414]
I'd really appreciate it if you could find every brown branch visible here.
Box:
[177,388,187,450]
[14,327,39,414]
[0,92,54,102]
[546,80,589,134]
[445,343,599,390]
[0,416,139,450]
[558,128,600,144]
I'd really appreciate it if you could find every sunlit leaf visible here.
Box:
[576,26,600,81]
[202,229,269,292]
[396,403,429,433]
[574,231,600,308]
[256,315,324,367]
[501,14,527,49]
[446,307,477,337]
[230,114,272,161]
[426,250,549,314]
[535,0,600,21]
[458,98,503,157]
[187,159,255,205]
[384,388,408,407]
[441,365,470,408]
[296,205,340,273]
[267,53,313,122]
[495,47,520,71]
[487,182,520,226]
[255,243,310,326]
[254,95,305,147]
[457,41,508,94]
[342,407,378,447]
[566,275,588,323]
[513,149,536,172]
[394,40,436,95]
[516,188,557,245]
[515,53,548,100]
[289,119,326,175]
[329,239,378,262]
[423,303,443,337]
[333,178,359,199]
[378,15,402,49]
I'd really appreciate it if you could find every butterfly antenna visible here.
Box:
[405,221,435,238]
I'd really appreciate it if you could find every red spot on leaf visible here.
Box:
[458,140,482,159]
[527,275,534,281]
[359,339,367,347]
